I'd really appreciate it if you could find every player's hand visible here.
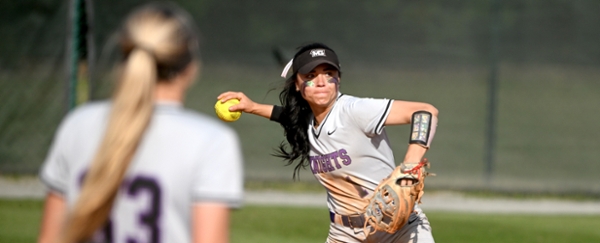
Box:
[217,91,256,113]
[398,162,419,186]
[399,178,415,186]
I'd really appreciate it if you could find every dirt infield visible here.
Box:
[3,176,600,215]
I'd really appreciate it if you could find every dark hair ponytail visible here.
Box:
[274,42,338,179]
[274,76,311,179]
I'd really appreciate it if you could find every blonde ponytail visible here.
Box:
[60,49,156,243]
[57,3,198,241]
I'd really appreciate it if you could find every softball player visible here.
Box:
[218,43,438,243]
[38,3,243,243]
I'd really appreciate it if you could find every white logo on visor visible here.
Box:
[309,49,326,57]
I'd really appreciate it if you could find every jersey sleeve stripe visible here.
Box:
[39,173,66,195]
[374,99,393,135]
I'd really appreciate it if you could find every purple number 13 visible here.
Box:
[124,176,162,243]
[79,174,162,243]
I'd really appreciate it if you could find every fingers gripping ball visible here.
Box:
[215,99,242,122]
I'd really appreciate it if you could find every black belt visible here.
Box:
[329,211,366,228]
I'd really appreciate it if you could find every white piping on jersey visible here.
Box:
[375,100,393,135]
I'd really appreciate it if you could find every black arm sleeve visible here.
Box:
[270,105,283,123]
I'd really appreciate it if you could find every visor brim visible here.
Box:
[298,60,340,74]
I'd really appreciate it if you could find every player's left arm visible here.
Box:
[192,202,230,243]
[384,100,438,126]
[384,100,438,159]
[38,192,66,243]
[385,100,438,185]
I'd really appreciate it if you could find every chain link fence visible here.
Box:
[1,0,599,195]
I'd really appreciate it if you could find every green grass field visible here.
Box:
[2,198,599,243]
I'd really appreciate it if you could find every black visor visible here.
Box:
[292,48,340,74]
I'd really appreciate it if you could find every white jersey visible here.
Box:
[308,93,395,215]
[309,94,435,243]
[40,101,243,243]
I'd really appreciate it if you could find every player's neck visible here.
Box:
[154,82,185,103]
[311,104,333,128]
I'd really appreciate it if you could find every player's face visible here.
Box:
[296,64,340,108]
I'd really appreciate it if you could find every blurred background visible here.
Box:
[1,0,599,196]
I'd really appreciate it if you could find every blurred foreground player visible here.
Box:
[38,2,243,243]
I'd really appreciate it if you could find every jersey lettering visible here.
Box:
[126,176,162,243]
[310,148,353,174]
[324,156,335,172]
[77,171,163,243]
[330,151,341,169]
[318,157,327,173]
[339,149,352,165]
[310,157,320,174]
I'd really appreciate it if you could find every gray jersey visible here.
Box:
[40,101,243,243]
[308,93,395,215]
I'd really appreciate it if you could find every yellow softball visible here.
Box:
[215,99,242,122]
